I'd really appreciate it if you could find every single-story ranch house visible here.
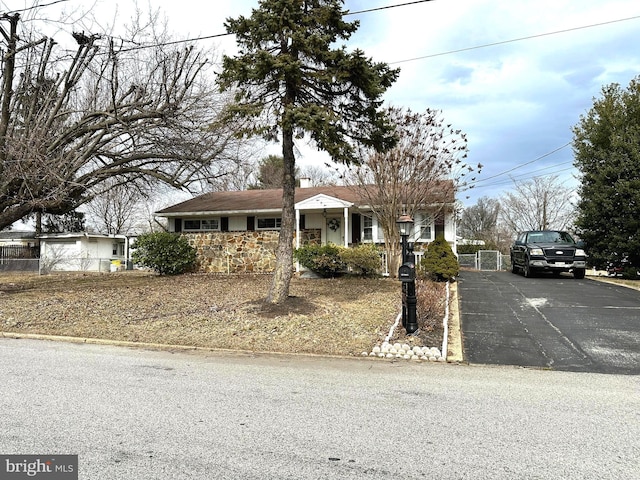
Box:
[155,180,457,274]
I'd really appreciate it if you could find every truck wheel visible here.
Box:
[573,269,585,279]
[524,262,534,278]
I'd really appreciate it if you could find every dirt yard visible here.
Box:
[0,272,445,356]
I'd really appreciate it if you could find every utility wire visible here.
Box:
[103,0,438,52]
[466,165,576,191]
[469,142,571,185]
[390,15,640,64]
[459,143,574,192]
[0,0,69,14]
[5,1,639,66]
[348,0,435,15]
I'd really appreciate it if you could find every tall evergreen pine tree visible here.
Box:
[218,0,399,303]
[572,76,640,268]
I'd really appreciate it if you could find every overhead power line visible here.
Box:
[6,1,638,66]
[470,142,571,186]
[1,0,69,14]
[104,11,640,63]
[466,165,576,191]
[390,15,640,64]
[348,0,435,15]
[460,143,575,192]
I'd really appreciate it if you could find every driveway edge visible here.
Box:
[447,281,464,362]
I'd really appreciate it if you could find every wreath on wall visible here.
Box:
[328,218,340,231]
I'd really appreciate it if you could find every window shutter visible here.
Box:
[351,214,361,243]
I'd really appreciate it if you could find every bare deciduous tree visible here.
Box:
[500,175,575,236]
[458,196,500,241]
[349,107,480,275]
[299,163,341,187]
[84,179,145,235]
[458,196,512,252]
[0,9,244,231]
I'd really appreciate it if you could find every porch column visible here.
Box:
[343,207,349,247]
[295,209,301,273]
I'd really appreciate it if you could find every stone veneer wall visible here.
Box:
[184,231,280,274]
[185,228,332,273]
[300,229,321,245]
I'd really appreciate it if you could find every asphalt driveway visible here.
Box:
[458,270,640,374]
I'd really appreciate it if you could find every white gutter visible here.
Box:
[156,209,282,217]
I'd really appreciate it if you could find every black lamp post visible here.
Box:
[396,214,418,334]
[396,214,413,262]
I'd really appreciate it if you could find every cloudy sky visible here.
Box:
[5,0,640,207]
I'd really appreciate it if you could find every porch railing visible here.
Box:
[381,251,424,276]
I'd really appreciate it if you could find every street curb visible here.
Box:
[0,331,214,353]
[0,332,398,363]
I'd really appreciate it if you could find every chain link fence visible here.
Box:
[0,257,128,274]
[458,251,511,271]
[0,258,40,273]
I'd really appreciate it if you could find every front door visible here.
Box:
[326,217,342,245]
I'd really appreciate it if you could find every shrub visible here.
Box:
[294,243,346,277]
[416,279,446,332]
[419,236,459,282]
[132,232,197,275]
[339,243,382,276]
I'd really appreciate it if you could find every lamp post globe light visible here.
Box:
[396,214,418,334]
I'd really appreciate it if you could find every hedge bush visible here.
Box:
[419,236,459,282]
[339,243,382,276]
[294,243,346,277]
[132,232,197,275]
[294,243,382,277]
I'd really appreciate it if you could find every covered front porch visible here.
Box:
[295,193,355,249]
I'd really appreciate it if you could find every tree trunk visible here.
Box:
[266,128,296,304]
[0,14,19,175]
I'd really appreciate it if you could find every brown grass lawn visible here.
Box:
[0,272,445,357]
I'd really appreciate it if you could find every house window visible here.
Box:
[257,217,281,230]
[416,214,434,241]
[183,219,220,231]
[362,215,373,241]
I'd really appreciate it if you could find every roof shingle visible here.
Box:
[156,183,454,215]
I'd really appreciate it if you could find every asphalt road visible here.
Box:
[2,339,640,479]
[458,270,640,374]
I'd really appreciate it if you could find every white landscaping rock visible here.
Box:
[366,342,447,363]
